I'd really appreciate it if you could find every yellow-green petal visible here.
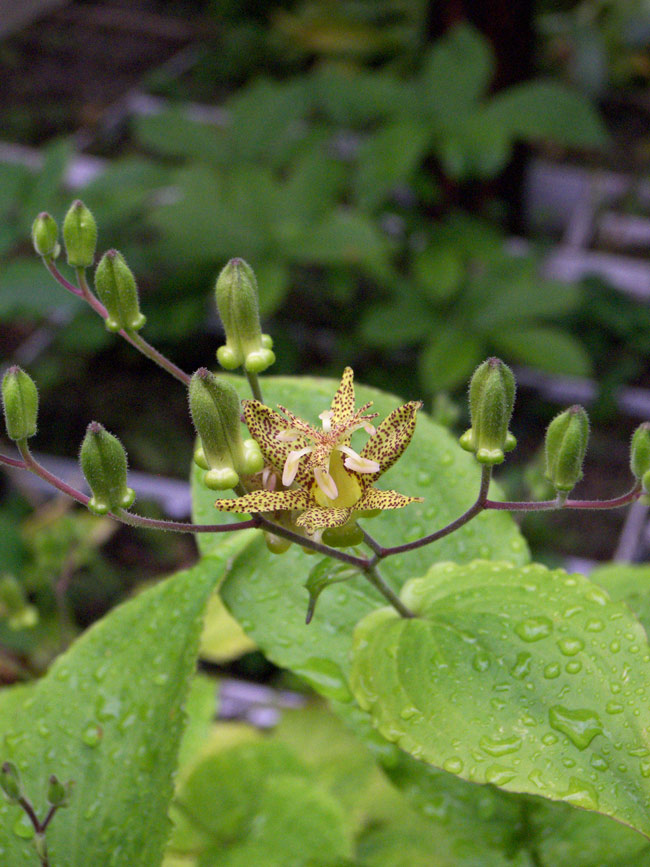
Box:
[360,400,421,482]
[243,401,311,484]
[355,486,421,512]
[330,366,356,426]
[296,506,352,533]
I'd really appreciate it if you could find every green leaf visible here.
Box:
[484,81,609,149]
[360,296,433,348]
[420,24,494,118]
[412,245,464,303]
[0,259,82,317]
[354,123,431,210]
[350,560,650,836]
[305,560,358,625]
[200,591,256,663]
[418,326,485,391]
[134,108,228,164]
[171,741,352,865]
[286,210,389,267]
[591,563,650,636]
[193,375,528,701]
[0,534,253,867]
[491,326,592,377]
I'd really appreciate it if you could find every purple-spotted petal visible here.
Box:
[243,401,311,484]
[213,488,311,514]
[355,486,422,512]
[296,506,352,533]
[359,401,422,482]
[330,366,356,426]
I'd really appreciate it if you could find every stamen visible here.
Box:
[276,429,301,442]
[314,465,338,500]
[282,447,312,486]
[339,445,380,474]
[319,410,333,433]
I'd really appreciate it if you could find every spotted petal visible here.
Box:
[243,401,311,484]
[355,486,422,512]
[330,366,356,426]
[359,400,422,483]
[213,488,310,514]
[296,506,352,533]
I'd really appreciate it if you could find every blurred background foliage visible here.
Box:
[3,0,650,668]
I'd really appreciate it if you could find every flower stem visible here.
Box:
[362,563,414,618]
[245,370,264,403]
[484,483,641,511]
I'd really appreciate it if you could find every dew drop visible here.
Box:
[542,733,558,746]
[605,701,624,715]
[479,734,522,757]
[528,769,545,789]
[514,617,553,643]
[585,618,605,632]
[564,777,599,810]
[485,764,516,785]
[590,754,608,771]
[565,661,582,675]
[153,673,168,686]
[82,723,103,748]
[443,757,464,774]
[641,761,650,778]
[548,706,603,749]
[400,706,420,721]
[544,663,561,679]
[12,814,34,840]
[510,652,532,680]
[472,651,491,673]
[609,641,621,653]
[557,637,584,656]
[563,757,576,768]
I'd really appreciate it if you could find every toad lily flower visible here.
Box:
[213,367,422,535]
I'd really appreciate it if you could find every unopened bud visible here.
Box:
[322,521,364,548]
[80,422,135,515]
[47,775,71,807]
[544,405,589,494]
[31,212,59,259]
[459,358,516,465]
[0,762,21,802]
[630,423,650,483]
[94,250,146,333]
[2,366,38,441]
[189,369,263,490]
[215,259,275,373]
[63,200,97,268]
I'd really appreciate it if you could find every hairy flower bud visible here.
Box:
[80,422,135,515]
[544,405,589,494]
[31,212,59,259]
[2,366,38,441]
[94,250,146,333]
[630,423,650,483]
[459,358,516,465]
[0,762,21,802]
[215,258,275,373]
[63,199,97,268]
[189,369,263,490]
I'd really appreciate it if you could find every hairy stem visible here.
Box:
[245,370,264,403]
[484,483,642,512]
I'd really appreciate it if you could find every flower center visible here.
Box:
[313,450,362,509]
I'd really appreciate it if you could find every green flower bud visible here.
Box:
[264,531,292,554]
[459,358,516,465]
[189,369,263,490]
[47,775,71,808]
[322,521,364,548]
[63,200,97,268]
[2,366,38,441]
[630,423,650,482]
[215,259,275,373]
[80,422,136,515]
[94,250,146,333]
[0,575,38,630]
[642,468,650,503]
[0,762,21,802]
[544,405,589,494]
[31,212,60,259]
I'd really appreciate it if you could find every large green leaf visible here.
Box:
[591,563,650,635]
[0,533,253,867]
[354,122,431,210]
[350,560,650,836]
[193,374,528,701]
[484,80,608,148]
[492,326,592,377]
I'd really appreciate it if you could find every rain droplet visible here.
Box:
[472,651,491,673]
[82,723,103,748]
[566,661,582,675]
[544,663,561,679]
[542,733,558,746]
[12,814,34,840]
[549,706,603,749]
[485,765,516,785]
[585,618,605,632]
[515,617,553,642]
[557,637,584,656]
[443,757,464,774]
[400,706,420,721]
[609,641,621,653]
[641,761,650,778]
[606,701,624,715]
[153,673,168,686]
[510,652,532,680]
[585,588,608,606]
[564,777,599,810]
[590,754,608,771]
[479,734,522,757]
